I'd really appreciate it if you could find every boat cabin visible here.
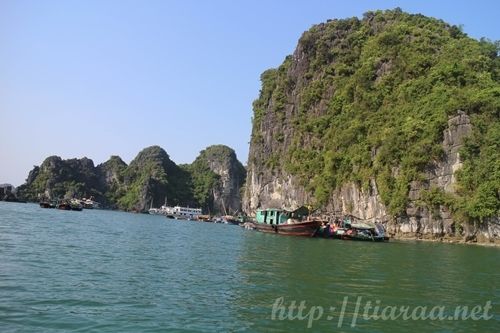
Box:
[255,206,310,225]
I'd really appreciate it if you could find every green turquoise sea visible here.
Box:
[0,202,498,332]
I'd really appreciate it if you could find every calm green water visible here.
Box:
[0,202,498,332]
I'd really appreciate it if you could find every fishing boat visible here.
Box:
[250,207,322,236]
[197,215,213,222]
[318,215,388,242]
[57,201,72,210]
[53,199,83,211]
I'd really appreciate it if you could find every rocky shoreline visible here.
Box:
[389,235,500,247]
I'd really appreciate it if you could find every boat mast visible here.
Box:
[222,198,228,216]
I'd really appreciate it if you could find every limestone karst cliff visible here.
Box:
[188,145,246,214]
[244,9,500,242]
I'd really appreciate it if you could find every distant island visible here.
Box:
[16,145,246,215]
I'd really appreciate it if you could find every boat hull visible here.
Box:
[340,234,387,242]
[251,220,321,236]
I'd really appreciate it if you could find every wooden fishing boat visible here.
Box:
[317,216,389,242]
[252,219,322,236]
[56,199,82,211]
[250,207,322,237]
[57,202,72,210]
[339,228,386,242]
[197,214,213,222]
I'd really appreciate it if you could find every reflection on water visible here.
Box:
[0,202,498,332]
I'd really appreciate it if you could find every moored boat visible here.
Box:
[54,199,82,211]
[69,199,83,211]
[213,215,240,225]
[149,205,174,215]
[57,202,72,210]
[39,201,56,208]
[81,197,100,209]
[317,216,388,242]
[164,206,202,220]
[197,215,213,222]
[250,207,322,236]
[252,219,323,236]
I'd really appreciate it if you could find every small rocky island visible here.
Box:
[0,184,24,202]
[242,9,499,243]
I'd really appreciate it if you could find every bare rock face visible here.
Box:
[388,112,472,239]
[387,111,500,242]
[326,179,388,221]
[245,174,310,212]
[193,145,246,214]
[97,156,126,186]
[95,156,127,208]
[429,111,472,192]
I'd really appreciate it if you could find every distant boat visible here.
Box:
[39,201,56,209]
[197,214,213,222]
[220,215,240,225]
[57,201,72,210]
[53,199,82,211]
[250,207,322,236]
[149,205,174,215]
[165,206,202,220]
[81,197,100,209]
[149,197,173,215]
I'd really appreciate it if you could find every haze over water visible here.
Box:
[0,202,498,332]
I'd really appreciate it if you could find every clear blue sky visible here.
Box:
[1,0,499,186]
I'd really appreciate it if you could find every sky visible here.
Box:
[1,0,499,186]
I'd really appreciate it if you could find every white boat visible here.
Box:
[149,204,174,215]
[80,197,100,209]
[148,197,174,215]
[166,206,202,220]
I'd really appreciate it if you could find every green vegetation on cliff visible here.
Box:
[251,9,499,222]
[17,156,103,202]
[181,161,219,212]
[117,146,193,211]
